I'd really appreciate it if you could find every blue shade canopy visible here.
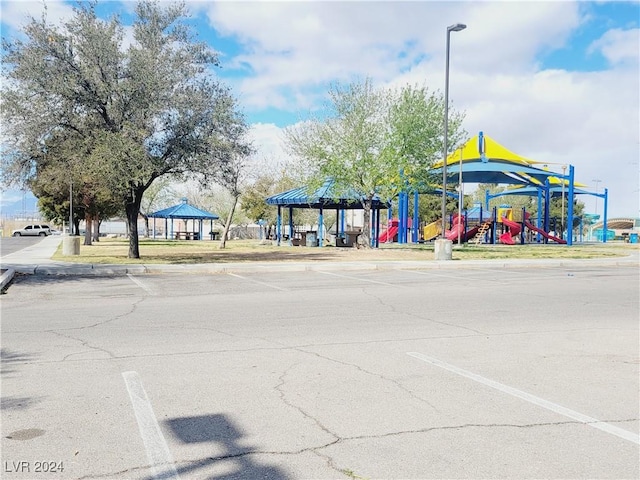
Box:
[149,198,219,219]
[266,179,390,210]
[500,185,595,198]
[433,160,558,186]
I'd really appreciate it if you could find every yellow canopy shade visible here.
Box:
[434,133,544,168]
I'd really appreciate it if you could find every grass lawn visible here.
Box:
[51,237,638,264]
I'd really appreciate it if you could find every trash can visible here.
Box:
[62,235,81,256]
[630,233,638,244]
[305,231,317,247]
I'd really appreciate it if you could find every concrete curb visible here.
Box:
[1,254,637,278]
[0,268,16,290]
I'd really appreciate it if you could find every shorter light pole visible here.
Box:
[69,182,73,236]
[561,165,567,238]
[457,147,463,246]
[592,179,602,216]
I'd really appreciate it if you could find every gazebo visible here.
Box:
[148,198,219,240]
[266,179,390,247]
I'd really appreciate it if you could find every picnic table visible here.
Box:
[174,232,200,240]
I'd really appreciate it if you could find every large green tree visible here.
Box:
[1,1,249,258]
[284,79,465,247]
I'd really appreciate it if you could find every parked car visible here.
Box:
[11,224,51,236]
[49,229,62,235]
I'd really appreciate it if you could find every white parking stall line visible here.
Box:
[122,371,180,480]
[317,270,404,287]
[407,352,640,445]
[127,274,157,296]
[227,272,288,291]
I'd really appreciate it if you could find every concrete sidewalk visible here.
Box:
[1,235,638,290]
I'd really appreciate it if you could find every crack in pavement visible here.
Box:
[180,324,288,348]
[47,330,117,360]
[313,418,640,444]
[274,364,347,476]
[361,288,488,336]
[46,297,146,360]
[294,347,441,413]
[47,297,147,332]
[71,417,640,479]
[75,464,153,479]
[275,363,340,441]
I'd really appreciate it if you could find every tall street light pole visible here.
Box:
[441,23,466,240]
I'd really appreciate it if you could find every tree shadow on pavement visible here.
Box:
[1,348,44,411]
[148,414,291,480]
[1,348,38,376]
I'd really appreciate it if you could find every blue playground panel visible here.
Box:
[594,229,615,241]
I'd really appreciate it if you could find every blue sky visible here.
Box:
[1,1,638,218]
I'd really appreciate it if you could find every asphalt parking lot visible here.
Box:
[1,264,639,479]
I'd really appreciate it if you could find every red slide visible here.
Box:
[445,223,464,242]
[500,218,521,245]
[444,215,482,244]
[445,214,464,243]
[524,220,567,244]
[378,225,399,243]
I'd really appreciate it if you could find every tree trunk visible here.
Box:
[218,195,238,250]
[84,213,93,246]
[92,217,100,242]
[143,214,150,238]
[126,191,143,258]
[360,198,372,249]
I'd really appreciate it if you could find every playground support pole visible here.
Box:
[375,207,381,248]
[544,179,550,243]
[521,207,526,245]
[537,189,543,243]
[398,192,404,244]
[485,189,490,211]
[567,165,574,246]
[403,192,410,243]
[387,206,392,243]
[276,206,281,246]
[603,188,608,243]
[288,207,293,246]
[492,207,497,244]
[370,208,375,247]
[413,190,419,243]
[318,208,324,247]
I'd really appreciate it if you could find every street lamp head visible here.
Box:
[448,23,467,32]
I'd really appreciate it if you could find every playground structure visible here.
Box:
[265,132,610,247]
[415,205,569,247]
[383,132,609,247]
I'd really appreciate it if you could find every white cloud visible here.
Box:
[0,0,75,32]
[222,2,637,216]
[205,1,581,110]
[247,122,292,174]
[588,27,640,66]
